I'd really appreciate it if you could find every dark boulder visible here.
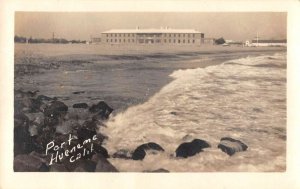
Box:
[44,100,68,118]
[14,112,31,155]
[218,137,248,156]
[132,142,165,160]
[49,164,69,172]
[77,127,97,142]
[43,100,68,126]
[73,160,97,172]
[175,139,210,158]
[94,155,118,172]
[14,154,49,172]
[73,103,88,109]
[89,101,113,119]
[112,149,132,159]
[93,143,109,159]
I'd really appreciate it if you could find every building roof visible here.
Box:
[102,28,203,34]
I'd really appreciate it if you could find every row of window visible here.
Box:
[106,38,196,43]
[107,38,135,43]
[105,33,197,38]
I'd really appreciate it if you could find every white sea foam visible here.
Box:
[101,53,286,172]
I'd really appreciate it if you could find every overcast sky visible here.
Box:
[15,12,286,41]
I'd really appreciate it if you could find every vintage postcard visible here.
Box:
[1,0,300,189]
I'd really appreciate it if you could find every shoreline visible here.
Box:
[13,46,286,172]
[15,43,286,57]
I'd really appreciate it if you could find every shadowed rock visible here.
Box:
[49,164,69,172]
[93,154,118,172]
[89,101,113,119]
[73,160,97,172]
[14,154,49,172]
[44,100,68,118]
[112,149,132,159]
[132,142,165,160]
[175,139,210,158]
[218,137,248,156]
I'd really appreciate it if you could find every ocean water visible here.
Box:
[101,53,286,172]
[14,44,286,172]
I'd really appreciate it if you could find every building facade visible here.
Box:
[98,28,205,45]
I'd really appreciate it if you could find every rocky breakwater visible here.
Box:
[14,89,117,172]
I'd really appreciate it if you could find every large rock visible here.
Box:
[49,164,69,172]
[132,142,164,160]
[94,155,118,172]
[43,100,68,126]
[175,139,210,158]
[14,112,32,155]
[73,160,97,172]
[44,100,68,118]
[14,154,49,172]
[218,137,248,156]
[77,127,97,141]
[112,149,132,159]
[89,101,113,119]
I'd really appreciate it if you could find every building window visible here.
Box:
[193,39,195,43]
[124,39,126,42]
[178,34,181,37]
[174,34,176,37]
[188,39,190,43]
[193,34,195,37]
[183,39,185,43]
[128,39,130,42]
[107,39,109,42]
[169,39,171,43]
[174,39,176,43]
[119,39,121,42]
[169,34,171,37]
[178,39,180,43]
[188,34,190,37]
[183,34,185,37]
[111,39,113,42]
[164,39,167,43]
[115,39,117,42]
[115,34,117,37]
[132,39,134,42]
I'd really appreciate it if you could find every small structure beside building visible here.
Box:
[92,28,207,45]
[245,39,287,47]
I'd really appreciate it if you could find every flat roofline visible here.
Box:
[102,29,203,34]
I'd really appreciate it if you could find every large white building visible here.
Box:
[92,28,209,45]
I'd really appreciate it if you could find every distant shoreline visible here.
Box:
[15,43,286,58]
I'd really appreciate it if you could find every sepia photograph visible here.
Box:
[2,0,300,189]
[13,11,287,172]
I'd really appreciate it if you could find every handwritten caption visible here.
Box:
[46,134,97,165]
